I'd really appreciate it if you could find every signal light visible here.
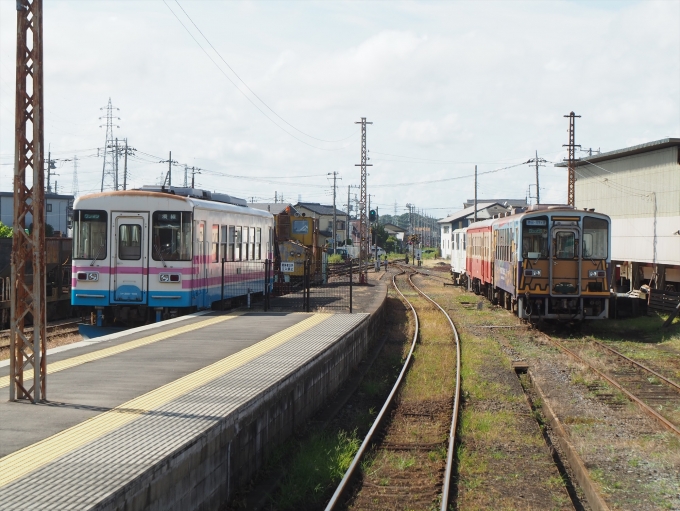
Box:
[369,209,376,222]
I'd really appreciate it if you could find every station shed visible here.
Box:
[557,137,680,292]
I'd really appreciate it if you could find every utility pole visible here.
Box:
[45,147,56,193]
[328,171,340,253]
[191,167,200,188]
[526,151,547,205]
[274,191,277,203]
[123,139,128,190]
[354,117,372,284]
[347,185,359,249]
[473,165,478,222]
[99,98,120,192]
[161,151,177,188]
[184,165,188,188]
[563,111,581,207]
[114,137,119,190]
[72,155,79,197]
[11,0,47,402]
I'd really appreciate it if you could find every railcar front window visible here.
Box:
[555,232,576,259]
[119,224,141,260]
[583,216,608,259]
[522,218,548,259]
[73,210,107,260]
[152,211,192,261]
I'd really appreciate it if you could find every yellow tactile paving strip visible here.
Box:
[0,314,241,389]
[0,313,330,488]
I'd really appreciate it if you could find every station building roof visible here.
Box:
[554,137,680,167]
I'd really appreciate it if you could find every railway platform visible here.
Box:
[0,280,386,510]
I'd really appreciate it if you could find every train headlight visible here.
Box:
[588,270,606,278]
[523,269,541,277]
[77,272,99,281]
[159,273,181,283]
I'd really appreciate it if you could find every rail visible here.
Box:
[325,268,461,511]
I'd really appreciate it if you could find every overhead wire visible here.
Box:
[162,0,356,152]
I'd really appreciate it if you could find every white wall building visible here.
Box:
[0,191,74,236]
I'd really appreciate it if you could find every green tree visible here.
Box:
[0,222,12,238]
[385,235,397,253]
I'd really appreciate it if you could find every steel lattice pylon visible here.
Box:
[11,0,46,402]
[354,117,372,284]
[563,111,581,207]
[99,98,120,192]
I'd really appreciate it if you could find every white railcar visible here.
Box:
[71,187,274,327]
[450,227,468,287]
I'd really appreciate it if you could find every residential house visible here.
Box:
[294,202,348,250]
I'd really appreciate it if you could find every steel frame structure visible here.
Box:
[354,117,372,284]
[11,0,47,402]
[563,111,581,207]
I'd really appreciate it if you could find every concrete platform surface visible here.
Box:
[0,310,368,510]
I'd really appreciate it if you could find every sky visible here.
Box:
[0,0,678,220]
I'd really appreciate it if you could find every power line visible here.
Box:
[162,0,356,151]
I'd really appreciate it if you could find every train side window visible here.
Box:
[212,225,219,263]
[249,227,255,260]
[234,227,242,261]
[228,226,235,261]
[152,211,192,262]
[220,226,228,262]
[118,224,141,260]
[255,228,262,260]
[243,226,250,260]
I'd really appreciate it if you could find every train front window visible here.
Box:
[522,217,548,259]
[555,231,575,259]
[152,211,192,261]
[73,210,107,260]
[583,217,608,259]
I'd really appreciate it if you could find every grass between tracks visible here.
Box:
[416,281,573,511]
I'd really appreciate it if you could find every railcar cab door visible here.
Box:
[111,212,148,302]
[549,217,581,297]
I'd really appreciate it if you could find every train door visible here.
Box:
[111,212,148,302]
[550,227,581,296]
[196,221,208,308]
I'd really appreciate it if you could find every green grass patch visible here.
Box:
[274,430,360,510]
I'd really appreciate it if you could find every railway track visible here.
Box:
[325,268,461,511]
[540,333,680,437]
[0,320,80,349]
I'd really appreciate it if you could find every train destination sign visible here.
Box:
[525,219,547,226]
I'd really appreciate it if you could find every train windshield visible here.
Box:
[521,217,548,259]
[73,210,107,260]
[152,211,192,261]
[583,216,608,259]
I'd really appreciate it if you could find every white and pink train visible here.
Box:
[72,186,274,327]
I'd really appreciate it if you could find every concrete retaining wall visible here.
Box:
[99,286,387,511]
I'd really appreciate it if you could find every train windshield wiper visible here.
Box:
[154,243,167,268]
[90,242,104,267]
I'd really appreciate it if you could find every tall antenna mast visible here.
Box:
[563,111,581,206]
[99,98,119,192]
[354,117,372,284]
[11,0,47,402]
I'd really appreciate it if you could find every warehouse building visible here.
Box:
[559,138,680,292]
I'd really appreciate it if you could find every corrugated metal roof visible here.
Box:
[555,137,680,167]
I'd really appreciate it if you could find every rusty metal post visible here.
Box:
[10,0,47,402]
[563,111,581,207]
[354,117,372,284]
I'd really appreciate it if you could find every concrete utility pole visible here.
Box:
[526,150,546,205]
[329,171,340,253]
[11,0,47,402]
[123,139,128,190]
[45,148,56,193]
[354,117,372,284]
[72,155,79,197]
[191,167,199,188]
[563,111,581,207]
[184,165,188,188]
[114,137,119,190]
[473,165,478,223]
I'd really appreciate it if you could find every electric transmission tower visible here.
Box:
[354,117,372,284]
[99,98,120,192]
[563,111,581,206]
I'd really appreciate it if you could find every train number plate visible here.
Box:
[281,262,295,273]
